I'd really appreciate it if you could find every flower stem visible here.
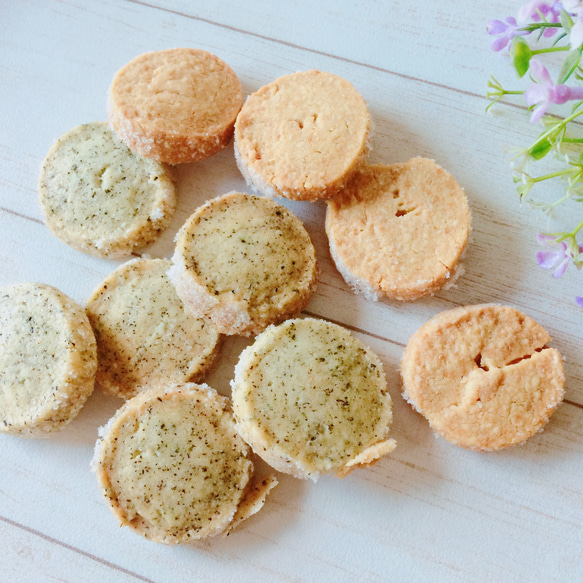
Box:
[573,219,583,237]
[518,22,562,32]
[486,75,525,112]
[531,168,575,183]
[525,110,583,153]
[550,220,583,242]
[531,46,570,54]
[546,190,576,211]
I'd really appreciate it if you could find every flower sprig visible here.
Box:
[487,1,583,304]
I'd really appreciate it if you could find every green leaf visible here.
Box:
[511,37,532,78]
[529,139,553,160]
[516,182,531,198]
[553,32,568,47]
[560,8,574,33]
[558,49,582,84]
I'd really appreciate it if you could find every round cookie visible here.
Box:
[93,383,277,543]
[168,192,318,336]
[234,69,370,201]
[0,283,97,437]
[86,258,221,400]
[325,158,471,301]
[400,304,566,451]
[108,48,242,164]
[231,318,396,480]
[39,121,176,259]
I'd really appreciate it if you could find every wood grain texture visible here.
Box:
[1,1,582,582]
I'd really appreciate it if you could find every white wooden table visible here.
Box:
[2,1,582,581]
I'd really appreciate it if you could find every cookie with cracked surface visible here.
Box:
[325,158,471,301]
[0,282,97,437]
[93,382,277,544]
[38,121,176,258]
[234,69,370,201]
[168,192,318,336]
[108,48,242,164]
[231,318,396,480]
[86,258,221,400]
[400,304,565,451]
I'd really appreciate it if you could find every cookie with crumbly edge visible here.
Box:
[168,192,318,337]
[325,158,471,301]
[92,383,277,543]
[0,282,97,438]
[108,48,242,164]
[400,304,565,451]
[231,318,396,480]
[86,258,221,400]
[39,121,176,258]
[234,69,370,201]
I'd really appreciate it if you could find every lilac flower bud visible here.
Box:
[518,1,562,37]
[487,16,529,52]
[537,234,583,278]
[487,19,510,35]
[518,1,560,22]
[524,59,583,122]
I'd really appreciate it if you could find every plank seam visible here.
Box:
[0,515,157,583]
[124,0,492,103]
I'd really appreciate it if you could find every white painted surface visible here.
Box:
[1,1,582,581]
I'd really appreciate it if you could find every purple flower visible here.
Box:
[518,1,562,36]
[576,296,583,306]
[487,17,529,51]
[537,234,583,277]
[525,59,583,123]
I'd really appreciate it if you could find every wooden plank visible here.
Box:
[0,1,581,581]
[138,0,518,95]
[0,518,155,583]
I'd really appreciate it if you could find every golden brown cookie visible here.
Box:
[108,48,242,164]
[86,258,221,400]
[168,192,318,336]
[326,158,471,301]
[0,282,97,437]
[93,383,277,543]
[231,318,396,480]
[234,69,370,201]
[400,304,565,451]
[38,121,176,259]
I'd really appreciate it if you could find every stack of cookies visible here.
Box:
[0,47,566,545]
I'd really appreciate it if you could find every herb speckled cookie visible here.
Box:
[401,304,565,451]
[39,121,176,258]
[86,258,221,400]
[231,318,396,480]
[168,192,318,336]
[0,282,97,437]
[93,383,277,543]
